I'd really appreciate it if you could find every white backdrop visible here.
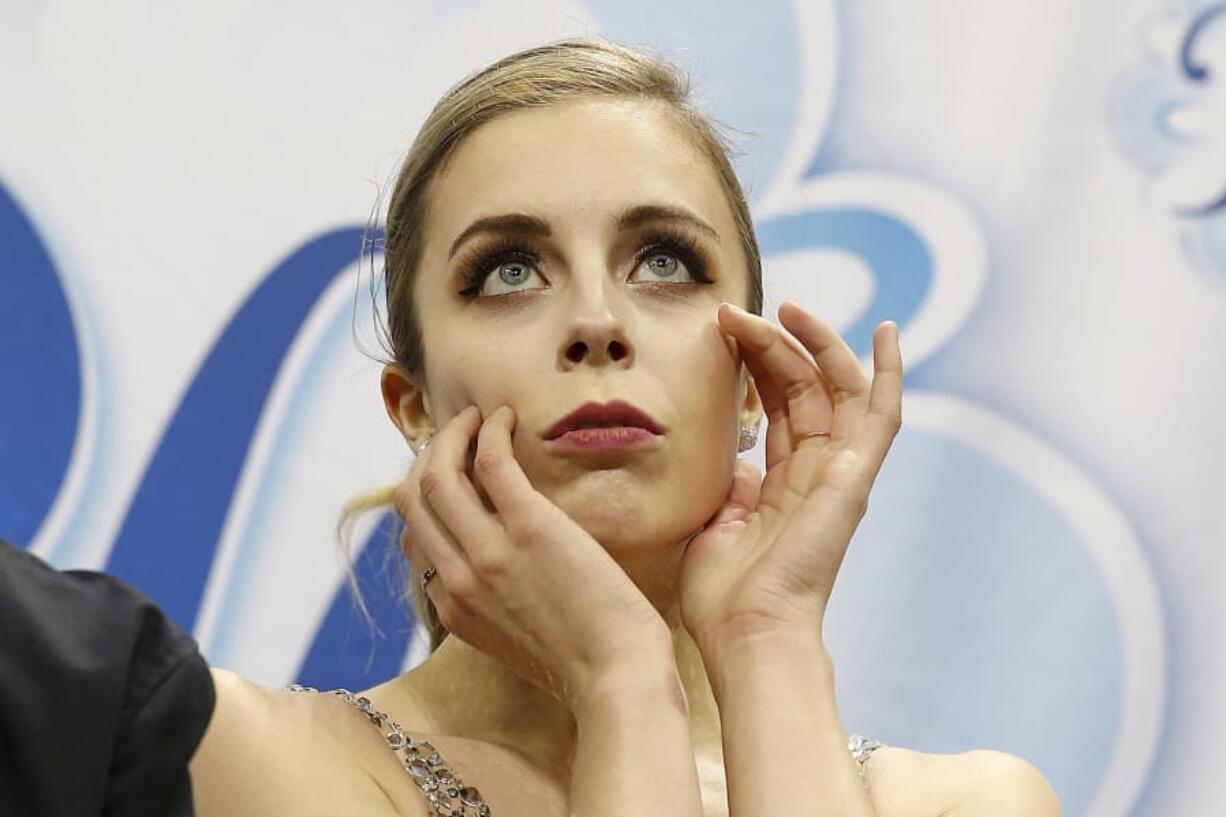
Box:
[2,2,1223,815]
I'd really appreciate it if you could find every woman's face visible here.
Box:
[384,97,761,557]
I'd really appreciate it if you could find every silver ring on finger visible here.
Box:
[420,566,438,589]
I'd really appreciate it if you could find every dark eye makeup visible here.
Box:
[455,227,714,299]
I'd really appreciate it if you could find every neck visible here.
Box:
[370,595,722,784]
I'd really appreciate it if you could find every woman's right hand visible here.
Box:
[395,404,673,710]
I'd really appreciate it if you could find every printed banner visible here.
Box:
[3,3,1222,815]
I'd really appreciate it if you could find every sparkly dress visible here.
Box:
[287,684,885,817]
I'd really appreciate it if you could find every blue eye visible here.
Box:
[493,260,533,287]
[640,252,681,278]
[456,229,713,300]
[629,231,711,285]
[457,245,544,298]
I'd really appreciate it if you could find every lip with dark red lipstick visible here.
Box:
[543,399,666,452]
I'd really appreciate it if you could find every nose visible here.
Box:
[557,270,634,369]
[562,325,632,367]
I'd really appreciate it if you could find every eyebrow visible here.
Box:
[446,203,721,260]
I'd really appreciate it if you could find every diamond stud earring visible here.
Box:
[737,423,759,453]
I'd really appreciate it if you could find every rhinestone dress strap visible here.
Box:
[847,734,886,779]
[286,684,492,817]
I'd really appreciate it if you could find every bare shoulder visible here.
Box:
[189,668,427,817]
[867,744,1063,817]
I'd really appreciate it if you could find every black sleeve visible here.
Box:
[0,538,216,817]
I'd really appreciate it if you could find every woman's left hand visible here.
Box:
[679,301,903,652]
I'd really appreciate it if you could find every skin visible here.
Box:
[188,97,1063,817]
[380,96,762,801]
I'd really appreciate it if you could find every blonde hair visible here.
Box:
[341,35,765,655]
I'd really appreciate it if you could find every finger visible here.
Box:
[395,427,471,592]
[865,321,904,454]
[726,457,763,513]
[401,448,463,631]
[472,405,541,530]
[419,405,510,570]
[709,458,763,525]
[719,302,833,447]
[468,404,556,544]
[399,515,429,571]
[402,522,456,610]
[776,300,869,405]
[720,308,815,465]
[730,334,794,467]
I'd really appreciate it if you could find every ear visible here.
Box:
[380,363,435,451]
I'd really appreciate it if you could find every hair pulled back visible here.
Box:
[349,36,764,655]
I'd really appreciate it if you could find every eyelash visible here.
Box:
[456,228,714,299]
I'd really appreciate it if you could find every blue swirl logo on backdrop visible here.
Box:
[0,184,414,686]
[0,2,1166,815]
[0,185,83,551]
[1112,0,1226,281]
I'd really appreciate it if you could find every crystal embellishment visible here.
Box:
[846,733,886,779]
[285,685,493,816]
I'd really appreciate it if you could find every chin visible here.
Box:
[537,464,720,552]
[561,499,639,545]
[564,500,706,558]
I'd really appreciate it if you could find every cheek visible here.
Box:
[427,345,525,418]
[656,332,744,513]
[618,424,736,550]
[676,323,743,426]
